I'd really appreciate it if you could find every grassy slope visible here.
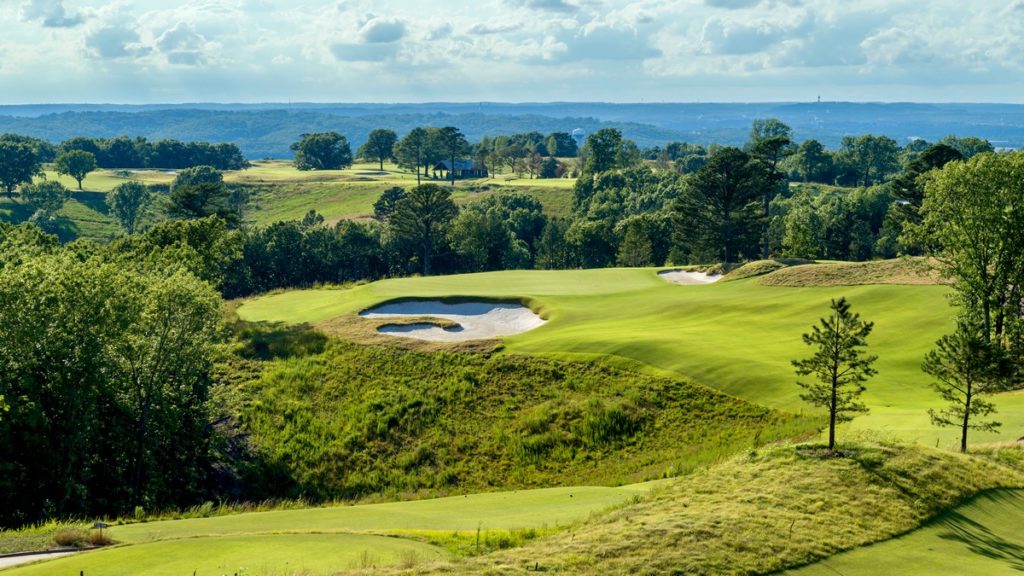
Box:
[784,488,1024,576]
[224,339,813,500]
[412,443,1024,575]
[238,267,1024,449]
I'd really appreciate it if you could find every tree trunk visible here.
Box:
[961,386,972,453]
[423,229,432,276]
[829,376,837,451]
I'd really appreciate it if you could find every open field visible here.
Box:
[0,484,652,575]
[237,265,1024,449]
[785,488,1024,576]
[241,161,575,225]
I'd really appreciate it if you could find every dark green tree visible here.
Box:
[373,187,406,221]
[168,182,241,227]
[21,181,69,216]
[791,139,834,183]
[291,132,353,171]
[0,140,42,199]
[792,297,877,451]
[389,183,458,275]
[358,128,398,171]
[394,127,429,185]
[54,150,97,190]
[924,324,1007,453]
[107,181,153,234]
[434,127,468,186]
[581,128,627,174]
[747,119,794,258]
[673,147,761,264]
[173,165,224,190]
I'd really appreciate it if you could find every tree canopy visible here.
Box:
[291,132,353,171]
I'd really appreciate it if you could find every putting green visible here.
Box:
[2,533,443,576]
[784,489,1024,575]
[237,268,1024,449]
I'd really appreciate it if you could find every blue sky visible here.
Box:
[2,0,1023,103]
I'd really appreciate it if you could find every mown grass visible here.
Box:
[3,533,445,576]
[224,338,816,501]
[785,487,1024,575]
[236,267,1024,449]
[407,441,1024,575]
[0,484,653,575]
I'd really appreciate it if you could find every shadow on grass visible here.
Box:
[72,191,111,216]
[937,490,1024,571]
[233,321,328,360]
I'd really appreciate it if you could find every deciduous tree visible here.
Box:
[54,149,97,190]
[107,181,153,234]
[291,132,353,171]
[0,140,42,198]
[358,128,398,171]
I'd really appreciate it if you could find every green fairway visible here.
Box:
[237,268,1024,449]
[111,484,652,544]
[784,489,1024,576]
[0,484,652,575]
[3,533,443,575]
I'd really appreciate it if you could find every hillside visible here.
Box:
[2,102,1023,157]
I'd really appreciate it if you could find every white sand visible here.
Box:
[658,269,722,285]
[361,301,546,342]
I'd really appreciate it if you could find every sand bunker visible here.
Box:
[360,300,546,342]
[658,269,722,285]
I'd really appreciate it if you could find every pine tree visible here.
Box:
[792,297,877,451]
[924,324,1006,453]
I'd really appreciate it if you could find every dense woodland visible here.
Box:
[1,120,1022,528]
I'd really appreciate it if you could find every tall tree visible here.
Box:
[924,325,1007,453]
[747,119,794,258]
[358,128,398,171]
[0,140,42,199]
[434,127,468,186]
[791,139,833,183]
[168,182,241,227]
[394,127,429,185]
[918,151,1024,381]
[835,135,900,187]
[581,128,626,174]
[389,183,458,275]
[673,147,761,264]
[54,150,98,190]
[107,181,153,234]
[792,297,878,451]
[291,132,353,171]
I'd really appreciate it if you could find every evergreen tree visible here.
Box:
[792,297,878,451]
[924,324,1007,453]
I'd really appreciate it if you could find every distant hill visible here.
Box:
[1,102,1022,159]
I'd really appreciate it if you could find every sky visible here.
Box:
[1,0,1023,104]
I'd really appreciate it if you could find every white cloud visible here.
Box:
[20,0,84,27]
[358,16,406,43]
[85,25,146,60]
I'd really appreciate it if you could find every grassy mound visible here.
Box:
[759,258,942,287]
[721,258,814,281]
[417,442,1024,575]
[223,338,817,501]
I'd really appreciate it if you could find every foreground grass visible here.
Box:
[4,533,443,576]
[237,267,1024,449]
[408,441,1024,575]
[785,487,1024,575]
[0,485,651,575]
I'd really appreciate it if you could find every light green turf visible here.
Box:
[784,489,1024,576]
[2,533,442,576]
[237,268,1024,450]
[111,484,652,544]
[40,169,174,193]
[0,484,652,575]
